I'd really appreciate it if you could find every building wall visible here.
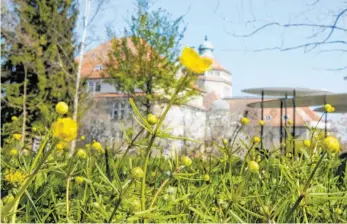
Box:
[201,80,232,98]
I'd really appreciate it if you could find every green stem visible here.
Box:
[30,134,51,171]
[285,151,327,222]
[150,178,170,209]
[240,143,254,176]
[66,176,71,219]
[10,198,20,224]
[140,74,189,212]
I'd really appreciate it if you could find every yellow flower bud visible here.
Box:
[181,156,192,166]
[324,104,335,113]
[147,114,158,125]
[240,117,249,125]
[323,136,340,153]
[77,149,87,159]
[92,141,102,151]
[222,138,229,145]
[75,176,84,184]
[80,135,85,141]
[9,149,18,157]
[131,167,144,179]
[259,120,264,126]
[303,140,311,147]
[287,119,293,126]
[203,174,210,181]
[55,102,69,115]
[253,136,261,143]
[13,133,22,141]
[248,161,259,172]
[56,142,64,151]
[11,116,18,121]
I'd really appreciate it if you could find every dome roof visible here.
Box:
[199,36,214,50]
[198,36,214,57]
[211,99,230,111]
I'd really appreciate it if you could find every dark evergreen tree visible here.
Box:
[1,0,79,143]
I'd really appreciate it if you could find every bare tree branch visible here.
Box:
[233,21,347,38]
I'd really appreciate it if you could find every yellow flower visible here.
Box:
[253,136,261,143]
[303,140,311,147]
[80,135,85,141]
[181,156,192,166]
[259,120,264,126]
[147,114,158,125]
[77,149,87,159]
[4,170,26,184]
[248,161,260,172]
[52,118,78,142]
[240,117,249,125]
[11,116,18,121]
[32,127,37,132]
[75,176,84,184]
[55,102,69,115]
[13,133,22,141]
[179,46,212,74]
[323,136,340,153]
[324,104,335,113]
[9,148,18,157]
[287,120,293,126]
[92,141,102,151]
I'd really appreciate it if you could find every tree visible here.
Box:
[104,0,198,115]
[1,0,79,143]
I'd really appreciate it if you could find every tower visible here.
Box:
[197,36,232,99]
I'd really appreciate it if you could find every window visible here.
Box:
[88,80,102,92]
[265,115,272,120]
[95,82,101,92]
[115,131,124,141]
[93,64,104,71]
[111,100,131,120]
[282,115,290,120]
[88,81,94,92]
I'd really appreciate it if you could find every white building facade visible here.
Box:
[79,36,321,155]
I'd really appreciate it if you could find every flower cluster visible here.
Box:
[13,133,22,141]
[4,170,26,184]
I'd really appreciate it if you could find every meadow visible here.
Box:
[1,47,346,223]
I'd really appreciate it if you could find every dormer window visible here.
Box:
[93,64,104,71]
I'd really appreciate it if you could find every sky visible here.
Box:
[79,0,347,97]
